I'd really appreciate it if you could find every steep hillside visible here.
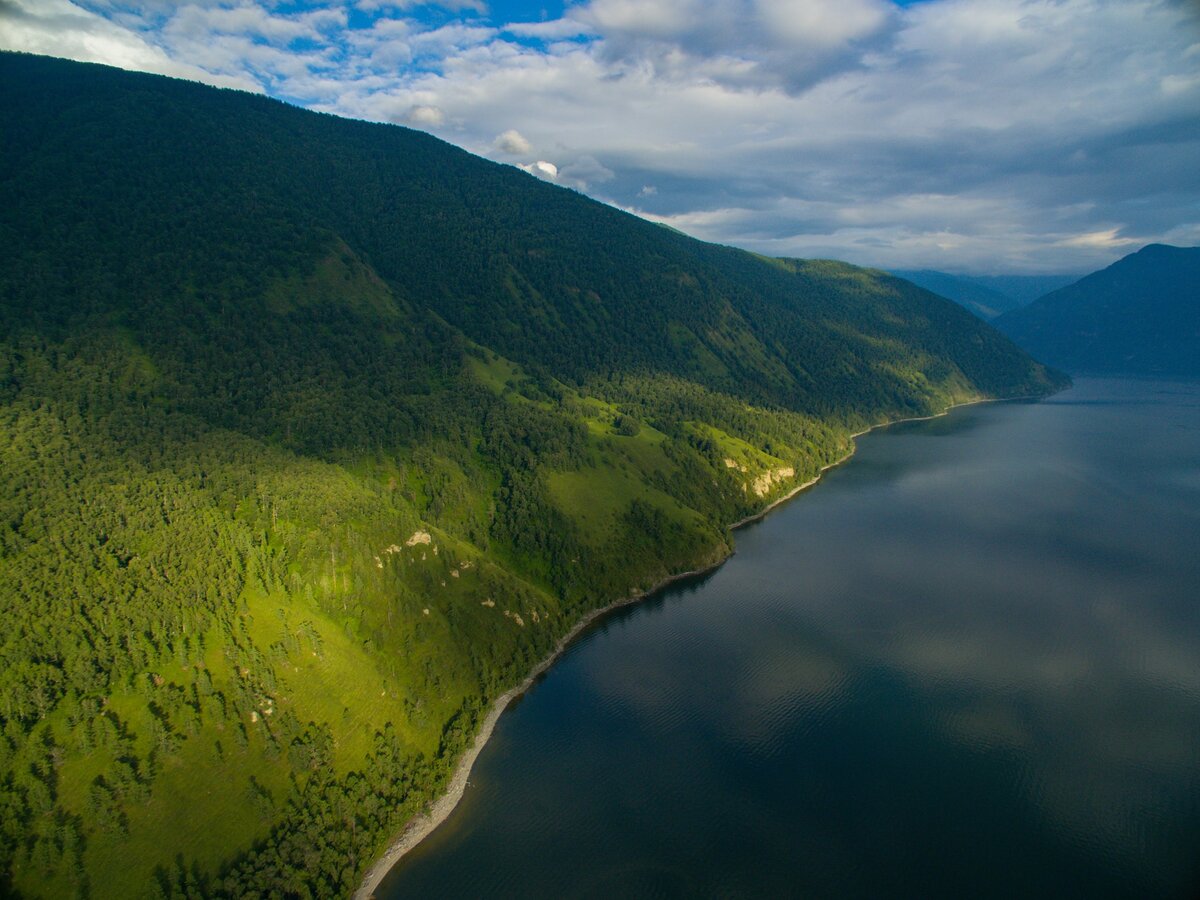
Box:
[996,244,1200,375]
[0,51,1063,898]
[2,53,1055,423]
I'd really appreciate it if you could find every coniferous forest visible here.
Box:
[0,52,1066,898]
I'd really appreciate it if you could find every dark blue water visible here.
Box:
[380,378,1200,899]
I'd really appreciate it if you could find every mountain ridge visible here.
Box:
[995,243,1199,376]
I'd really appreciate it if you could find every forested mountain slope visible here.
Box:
[995,244,1200,376]
[0,51,1064,898]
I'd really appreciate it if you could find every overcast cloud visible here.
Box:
[2,0,1198,273]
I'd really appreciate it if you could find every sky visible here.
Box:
[2,0,1198,274]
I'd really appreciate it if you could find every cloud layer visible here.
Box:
[3,0,1198,273]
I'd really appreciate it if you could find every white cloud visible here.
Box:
[0,0,258,90]
[406,103,445,125]
[1057,228,1141,250]
[756,0,891,50]
[162,4,347,45]
[583,0,701,38]
[519,160,559,180]
[493,128,532,154]
[409,23,497,57]
[574,0,897,91]
[503,18,591,40]
[356,0,487,11]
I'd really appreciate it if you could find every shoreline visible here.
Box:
[730,393,1022,528]
[353,392,1020,898]
[351,560,725,899]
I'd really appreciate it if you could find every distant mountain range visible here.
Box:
[891,270,1081,320]
[995,244,1200,376]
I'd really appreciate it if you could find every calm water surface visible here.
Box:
[381,378,1200,899]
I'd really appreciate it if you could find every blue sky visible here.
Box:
[2,0,1198,273]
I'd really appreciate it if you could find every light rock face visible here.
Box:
[726,457,794,496]
[405,531,432,547]
[751,467,795,497]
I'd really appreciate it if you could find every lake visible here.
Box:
[379,378,1200,899]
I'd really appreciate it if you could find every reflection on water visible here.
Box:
[381,379,1200,900]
